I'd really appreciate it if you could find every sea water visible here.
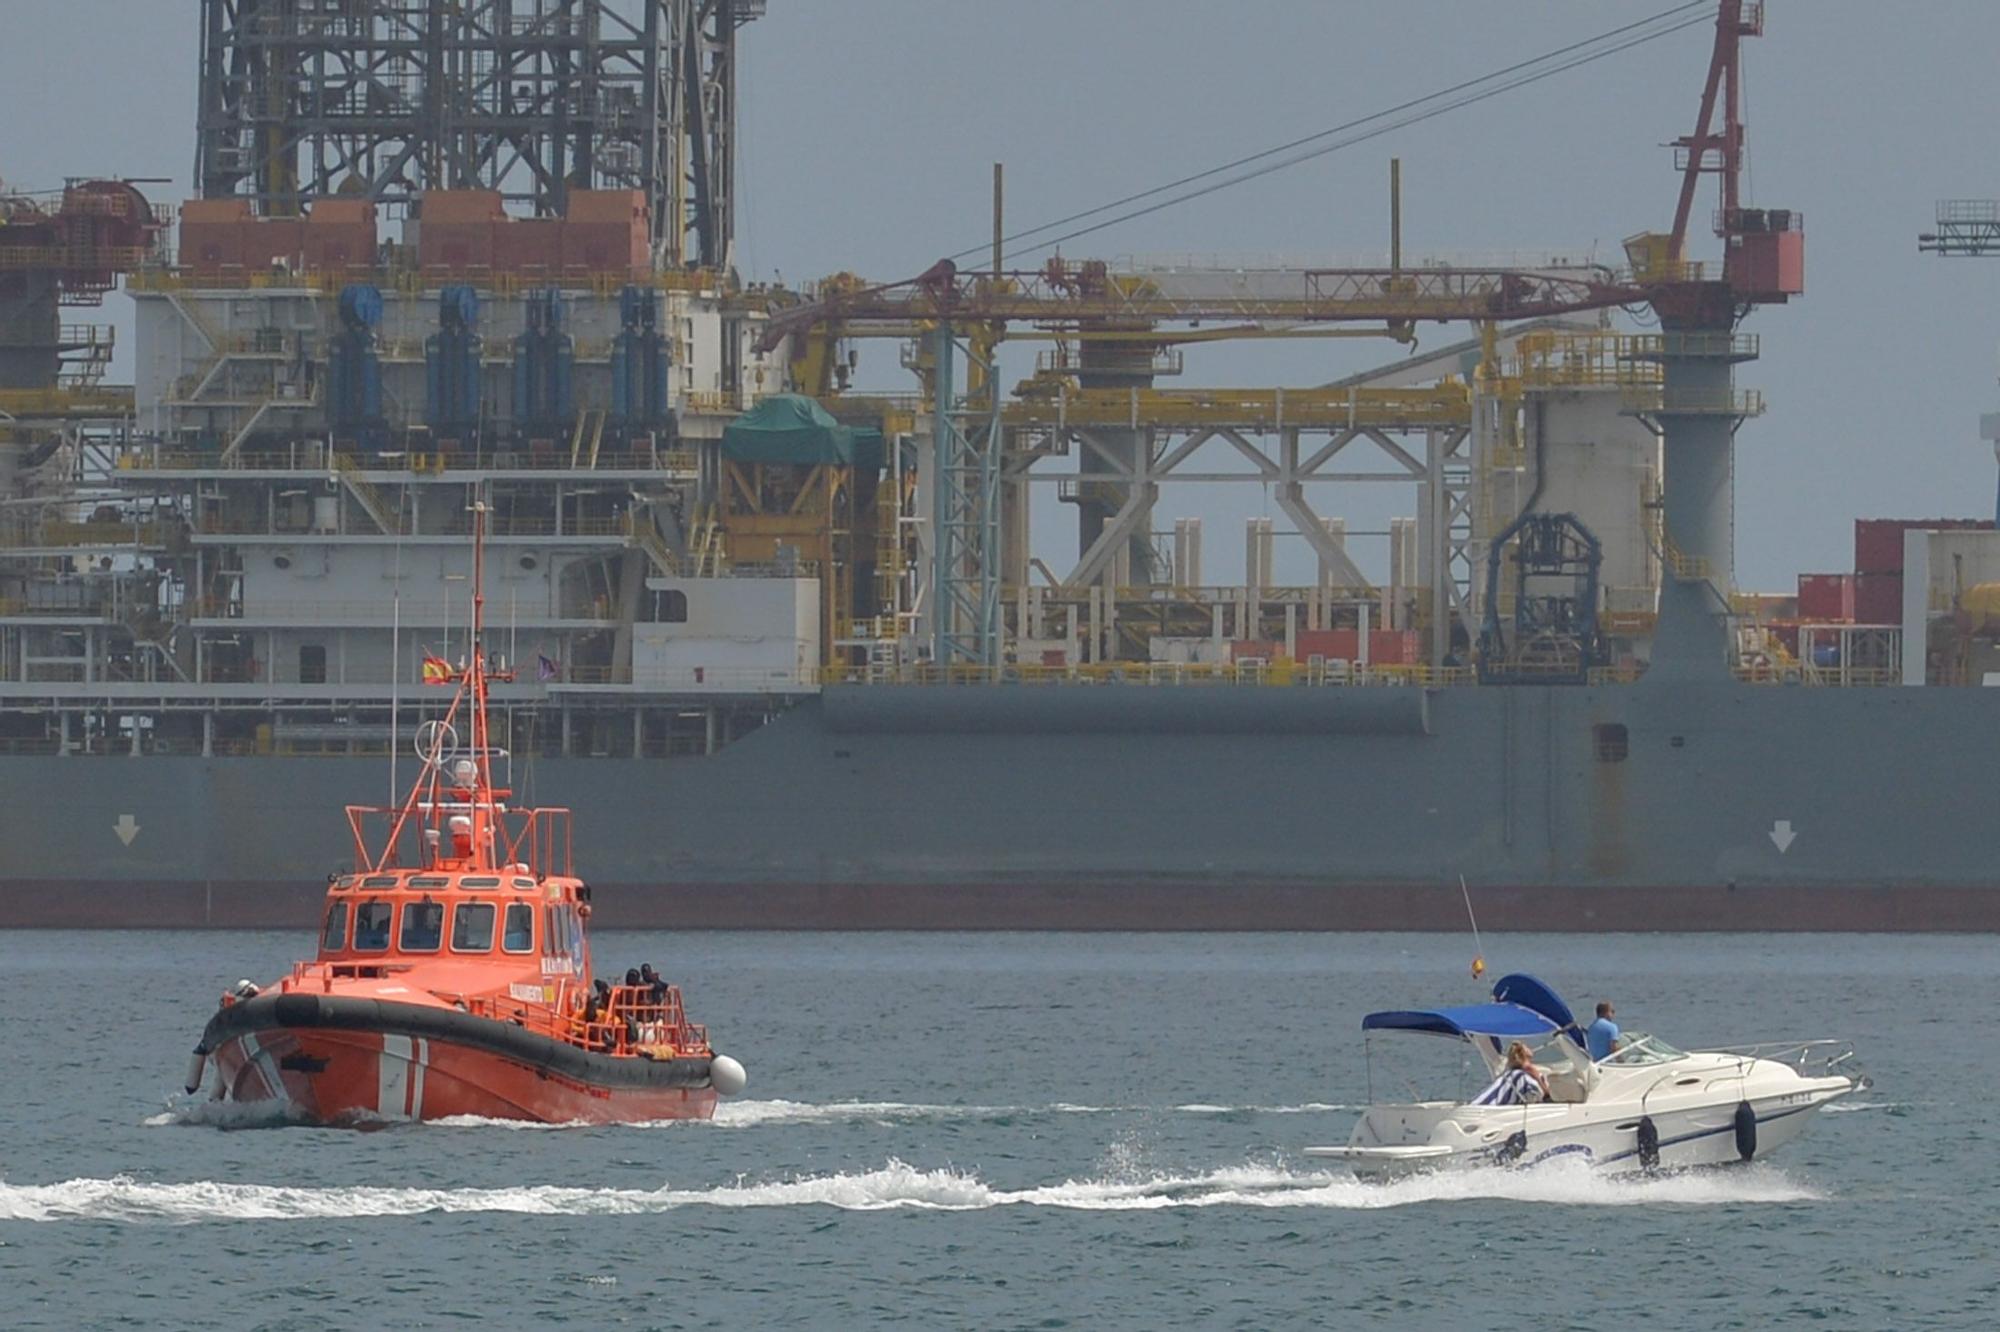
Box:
[0,930,1991,1329]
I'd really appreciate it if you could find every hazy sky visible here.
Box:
[6,1,1999,589]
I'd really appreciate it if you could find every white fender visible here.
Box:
[708,1054,747,1096]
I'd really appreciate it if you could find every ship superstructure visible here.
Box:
[7,2,2000,929]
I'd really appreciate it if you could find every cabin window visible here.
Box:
[410,875,449,891]
[353,901,392,951]
[451,902,496,952]
[512,877,537,891]
[544,905,566,959]
[662,589,688,623]
[362,875,399,890]
[298,644,328,685]
[1593,723,1629,763]
[460,876,501,890]
[502,902,535,953]
[321,902,348,951]
[400,899,445,952]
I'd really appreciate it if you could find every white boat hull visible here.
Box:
[1310,1069,1854,1178]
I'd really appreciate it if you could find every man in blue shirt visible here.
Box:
[1585,1001,1621,1062]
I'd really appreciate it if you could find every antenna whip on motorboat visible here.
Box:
[1460,874,1486,980]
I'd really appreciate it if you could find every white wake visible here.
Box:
[0,1158,1820,1224]
[146,1098,1360,1132]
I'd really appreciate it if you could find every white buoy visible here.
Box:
[708,1054,747,1096]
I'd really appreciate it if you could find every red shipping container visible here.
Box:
[1854,520,1904,576]
[1796,574,1854,622]
[1855,518,1995,575]
[560,188,649,277]
[1374,629,1421,665]
[418,189,505,274]
[178,198,254,272]
[1229,640,1282,662]
[236,217,306,274]
[302,197,376,274]
[1294,629,1359,661]
[493,216,564,276]
[1853,571,1902,625]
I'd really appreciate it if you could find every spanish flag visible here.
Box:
[421,654,452,684]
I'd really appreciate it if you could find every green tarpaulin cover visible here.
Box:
[721,394,884,469]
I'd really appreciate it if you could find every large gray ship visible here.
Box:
[4,1,1997,930]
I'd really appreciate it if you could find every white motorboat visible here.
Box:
[1308,973,1862,1177]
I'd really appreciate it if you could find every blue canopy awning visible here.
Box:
[1490,973,1587,1046]
[1361,974,1590,1046]
[1361,1003,1561,1040]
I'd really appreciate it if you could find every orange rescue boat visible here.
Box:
[185,503,746,1125]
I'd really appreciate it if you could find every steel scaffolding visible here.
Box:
[194,0,758,267]
[927,324,1003,667]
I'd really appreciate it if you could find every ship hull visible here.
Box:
[200,995,719,1125]
[209,1028,718,1125]
[10,681,2000,930]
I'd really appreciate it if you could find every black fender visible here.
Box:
[1636,1115,1660,1169]
[1734,1100,1757,1161]
[198,992,715,1091]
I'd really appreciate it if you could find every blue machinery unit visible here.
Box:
[424,285,483,437]
[513,287,575,436]
[611,284,671,431]
[328,284,384,444]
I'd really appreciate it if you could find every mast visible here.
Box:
[355,496,520,874]
[469,499,491,871]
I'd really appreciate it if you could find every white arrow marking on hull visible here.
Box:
[113,814,140,846]
[1769,820,1798,853]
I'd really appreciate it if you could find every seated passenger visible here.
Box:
[1471,1041,1552,1107]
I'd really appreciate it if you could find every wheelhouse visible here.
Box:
[315,870,590,976]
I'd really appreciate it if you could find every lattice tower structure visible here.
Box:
[194,0,759,268]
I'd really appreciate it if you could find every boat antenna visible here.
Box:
[1460,874,1486,980]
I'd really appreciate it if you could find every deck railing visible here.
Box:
[462,983,708,1059]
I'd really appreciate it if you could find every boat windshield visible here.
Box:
[320,902,347,952]
[452,901,496,952]
[502,901,535,953]
[353,901,392,952]
[400,900,445,952]
[1600,1032,1685,1066]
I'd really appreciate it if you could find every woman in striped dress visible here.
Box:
[1471,1041,1552,1106]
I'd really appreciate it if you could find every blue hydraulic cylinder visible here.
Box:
[424,284,483,434]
